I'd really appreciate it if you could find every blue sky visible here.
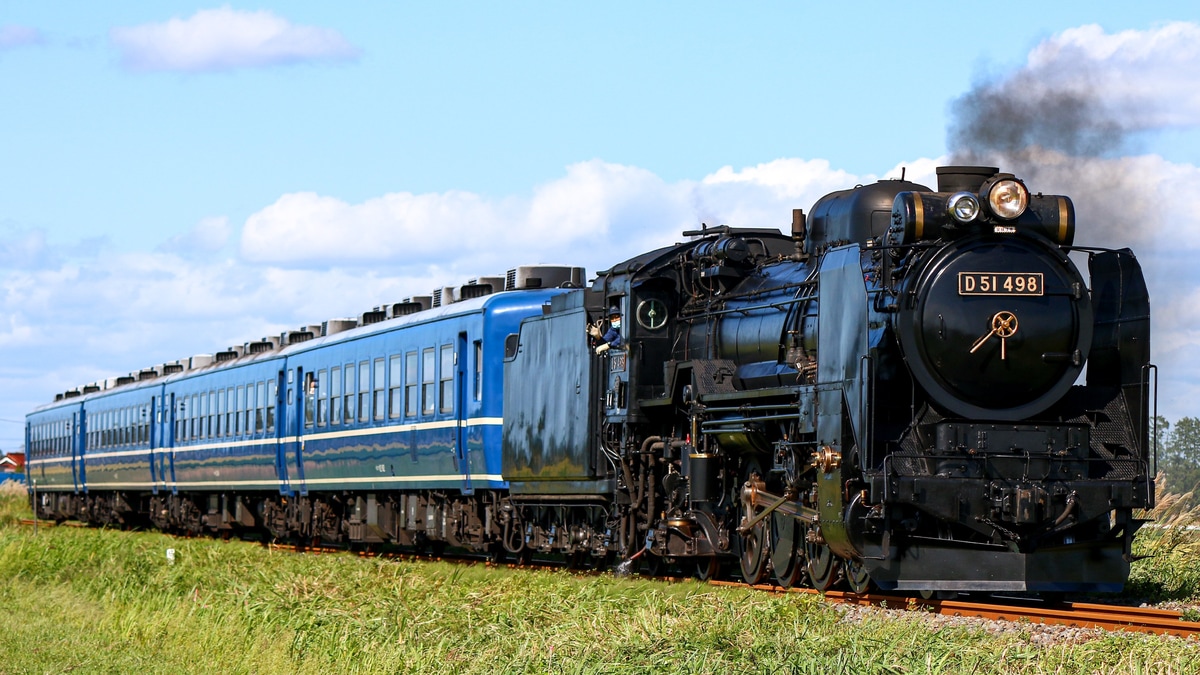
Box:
[3,3,1200,451]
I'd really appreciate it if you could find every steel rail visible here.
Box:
[710,581,1200,638]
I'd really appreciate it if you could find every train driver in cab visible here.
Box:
[590,305,624,354]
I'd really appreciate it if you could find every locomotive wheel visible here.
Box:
[844,558,872,595]
[737,458,771,584]
[804,531,840,592]
[738,517,770,584]
[694,557,721,581]
[643,552,665,577]
[565,551,587,570]
[484,541,509,565]
[770,512,805,588]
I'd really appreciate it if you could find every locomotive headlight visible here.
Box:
[986,179,1029,220]
[947,192,980,223]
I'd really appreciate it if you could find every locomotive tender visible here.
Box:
[26,166,1153,593]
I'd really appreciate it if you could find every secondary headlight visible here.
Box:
[947,192,980,223]
[987,179,1029,220]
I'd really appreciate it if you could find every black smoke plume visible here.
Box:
[945,68,1159,250]
[948,67,1133,163]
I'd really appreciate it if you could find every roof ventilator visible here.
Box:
[287,330,314,344]
[322,318,357,336]
[360,309,387,326]
[215,348,241,363]
[461,275,505,300]
[504,265,585,290]
[392,297,431,316]
[247,337,279,355]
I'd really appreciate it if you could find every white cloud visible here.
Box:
[1025,22,1200,130]
[703,158,859,198]
[241,190,509,264]
[240,160,694,277]
[239,158,913,277]
[0,25,43,49]
[110,6,360,73]
[157,216,232,256]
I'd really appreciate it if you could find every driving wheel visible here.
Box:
[804,527,840,592]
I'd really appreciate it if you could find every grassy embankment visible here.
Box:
[1,479,1198,674]
[1127,484,1200,609]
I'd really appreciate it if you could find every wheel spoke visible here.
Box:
[770,512,804,588]
[737,461,771,585]
[738,520,770,584]
[804,528,841,592]
[694,557,721,581]
[845,558,872,594]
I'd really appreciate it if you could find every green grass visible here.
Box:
[1127,480,1200,603]
[2,482,1198,674]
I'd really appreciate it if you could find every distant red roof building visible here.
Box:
[1,452,25,470]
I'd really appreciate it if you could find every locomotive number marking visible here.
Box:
[610,352,627,373]
[958,272,1043,296]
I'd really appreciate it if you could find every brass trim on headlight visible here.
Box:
[987,179,1029,220]
[1058,197,1069,242]
[913,192,924,240]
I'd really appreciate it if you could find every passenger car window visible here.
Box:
[405,352,418,417]
[359,361,370,422]
[422,349,435,415]
[439,345,454,413]
[373,359,385,421]
[388,355,401,419]
[344,364,355,424]
[256,381,265,434]
[317,369,328,426]
[330,367,342,425]
[305,373,316,429]
[474,341,483,401]
[267,380,276,433]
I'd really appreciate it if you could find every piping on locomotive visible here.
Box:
[26,166,1153,594]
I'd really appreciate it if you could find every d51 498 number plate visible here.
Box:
[958,272,1044,296]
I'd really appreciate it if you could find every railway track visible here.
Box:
[714,581,1200,638]
[301,538,1200,638]
[21,518,1199,637]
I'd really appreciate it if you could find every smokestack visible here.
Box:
[936,166,999,193]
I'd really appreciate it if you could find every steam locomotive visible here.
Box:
[26,165,1153,594]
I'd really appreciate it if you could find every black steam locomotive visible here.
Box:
[28,165,1152,594]
[508,165,1152,592]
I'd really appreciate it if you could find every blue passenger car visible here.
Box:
[26,267,584,540]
